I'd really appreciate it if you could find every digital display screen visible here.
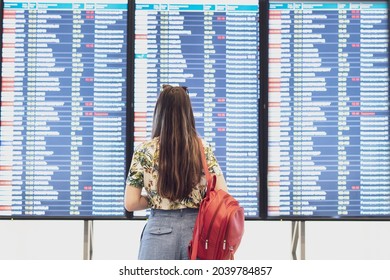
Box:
[134,0,260,217]
[4,0,386,220]
[267,1,390,217]
[0,0,128,217]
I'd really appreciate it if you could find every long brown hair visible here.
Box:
[152,85,202,201]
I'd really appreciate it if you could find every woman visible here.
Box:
[124,85,228,260]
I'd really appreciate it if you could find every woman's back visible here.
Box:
[127,136,222,209]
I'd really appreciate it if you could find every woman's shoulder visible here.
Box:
[199,137,212,149]
[198,137,216,157]
[135,137,159,152]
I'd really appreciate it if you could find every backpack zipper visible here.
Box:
[221,202,240,253]
[205,193,230,250]
[215,202,238,259]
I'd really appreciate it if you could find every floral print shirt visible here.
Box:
[126,137,222,210]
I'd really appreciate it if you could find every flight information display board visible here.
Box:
[0,0,128,217]
[134,0,260,217]
[267,1,390,218]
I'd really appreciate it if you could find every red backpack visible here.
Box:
[188,139,245,260]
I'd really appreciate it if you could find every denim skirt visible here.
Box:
[138,208,198,260]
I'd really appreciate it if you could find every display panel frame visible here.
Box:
[130,0,263,220]
[0,0,133,220]
[264,0,390,221]
[3,0,388,221]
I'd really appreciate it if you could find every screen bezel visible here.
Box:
[1,0,388,221]
[264,0,390,221]
[0,0,133,220]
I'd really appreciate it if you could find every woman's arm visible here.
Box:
[214,173,228,193]
[124,185,150,211]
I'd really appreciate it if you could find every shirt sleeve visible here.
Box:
[203,141,223,176]
[125,145,145,189]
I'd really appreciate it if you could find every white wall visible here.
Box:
[306,221,390,260]
[0,220,389,260]
[0,220,83,260]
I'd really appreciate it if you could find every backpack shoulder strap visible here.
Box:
[197,138,215,193]
[190,138,217,260]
